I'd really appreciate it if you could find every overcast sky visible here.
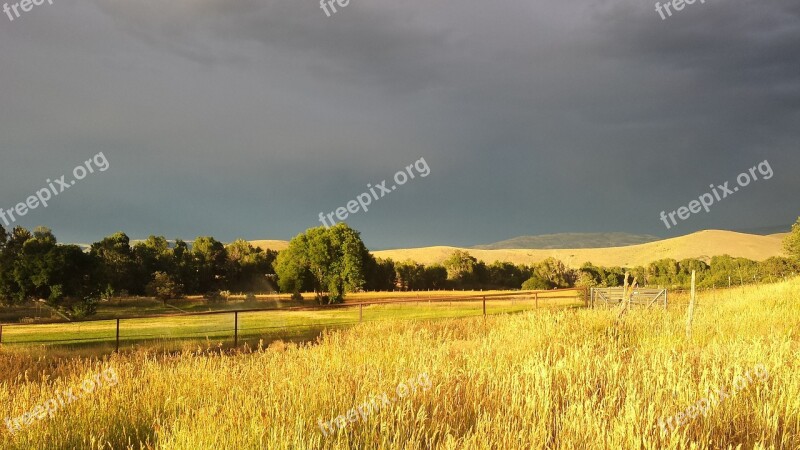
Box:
[0,0,798,249]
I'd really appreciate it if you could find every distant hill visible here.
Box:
[374,230,787,268]
[249,240,290,252]
[76,228,790,268]
[473,232,660,250]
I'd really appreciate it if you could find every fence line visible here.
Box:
[0,288,587,351]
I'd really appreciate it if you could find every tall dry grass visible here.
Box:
[1,280,798,449]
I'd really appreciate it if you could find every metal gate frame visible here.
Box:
[590,287,667,309]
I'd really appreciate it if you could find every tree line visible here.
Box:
[2,219,799,315]
[0,225,276,316]
[275,221,800,301]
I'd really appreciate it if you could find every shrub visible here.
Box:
[48,285,64,305]
[522,275,553,290]
[69,295,99,319]
[101,284,115,302]
[146,272,183,302]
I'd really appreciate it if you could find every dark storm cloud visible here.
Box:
[0,0,797,248]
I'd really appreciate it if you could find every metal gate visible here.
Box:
[590,287,667,309]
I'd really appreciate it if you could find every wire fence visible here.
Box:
[0,288,587,352]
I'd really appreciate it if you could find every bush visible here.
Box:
[101,284,115,302]
[146,272,183,301]
[69,295,99,319]
[522,275,553,290]
[48,285,64,305]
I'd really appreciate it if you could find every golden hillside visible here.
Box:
[249,240,290,252]
[373,230,788,268]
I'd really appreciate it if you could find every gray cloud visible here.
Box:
[0,0,797,248]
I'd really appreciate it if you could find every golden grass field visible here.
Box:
[1,279,798,449]
[370,230,788,267]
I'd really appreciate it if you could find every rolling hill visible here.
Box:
[249,240,290,252]
[372,230,788,268]
[473,232,660,250]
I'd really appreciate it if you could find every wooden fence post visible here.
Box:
[535,292,538,309]
[623,272,629,311]
[115,318,120,353]
[234,311,239,348]
[482,296,486,316]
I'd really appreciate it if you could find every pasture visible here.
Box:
[0,290,583,355]
[0,281,797,449]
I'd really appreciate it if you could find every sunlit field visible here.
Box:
[0,290,582,355]
[1,280,798,449]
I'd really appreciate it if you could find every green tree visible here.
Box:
[646,259,679,287]
[365,257,397,291]
[443,250,479,287]
[2,227,97,305]
[600,267,626,287]
[577,262,604,287]
[532,257,574,288]
[225,239,276,292]
[275,235,312,297]
[700,255,759,288]
[172,239,198,294]
[759,257,798,282]
[422,265,448,289]
[133,236,174,290]
[325,224,370,302]
[11,227,59,302]
[487,261,526,289]
[785,217,800,261]
[0,227,32,303]
[275,224,369,304]
[51,244,98,303]
[574,271,598,288]
[193,236,228,293]
[395,260,425,290]
[90,232,136,294]
[677,259,710,287]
